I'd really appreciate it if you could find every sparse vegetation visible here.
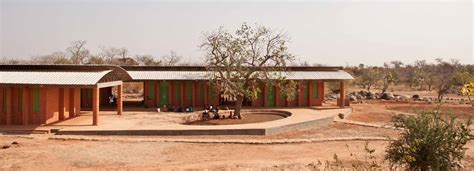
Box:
[386,111,473,170]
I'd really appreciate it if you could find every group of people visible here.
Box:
[202,105,218,120]
[202,105,235,120]
[164,104,193,113]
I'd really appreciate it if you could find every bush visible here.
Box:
[386,111,473,170]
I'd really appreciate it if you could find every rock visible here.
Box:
[412,94,421,101]
[349,95,357,102]
[2,145,10,149]
[338,113,345,119]
[380,92,395,100]
[366,92,376,99]
[11,141,18,145]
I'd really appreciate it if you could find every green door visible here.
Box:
[266,85,276,107]
[159,81,169,107]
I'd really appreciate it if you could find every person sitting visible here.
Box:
[176,106,184,113]
[108,95,114,106]
[185,106,190,112]
[167,104,174,112]
[112,95,117,107]
[202,109,210,120]
[185,106,193,113]
[213,112,220,119]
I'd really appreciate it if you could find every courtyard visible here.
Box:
[1,107,351,136]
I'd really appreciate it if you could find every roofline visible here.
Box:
[0,64,123,71]
[121,65,344,71]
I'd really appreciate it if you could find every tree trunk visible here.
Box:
[437,91,443,103]
[234,95,244,119]
[467,95,474,107]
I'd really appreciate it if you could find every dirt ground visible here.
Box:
[347,100,474,124]
[1,99,473,170]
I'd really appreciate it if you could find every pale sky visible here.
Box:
[1,0,472,66]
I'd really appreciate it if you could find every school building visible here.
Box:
[0,65,353,126]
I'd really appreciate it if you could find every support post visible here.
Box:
[21,87,29,125]
[204,82,209,106]
[5,87,12,125]
[339,81,345,108]
[308,81,313,106]
[69,88,76,117]
[263,84,267,107]
[58,88,65,121]
[117,85,123,115]
[92,87,99,125]
[192,81,196,107]
[180,82,184,107]
[275,86,280,107]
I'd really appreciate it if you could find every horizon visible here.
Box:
[1,0,472,66]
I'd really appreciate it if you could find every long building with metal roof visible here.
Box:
[120,66,352,110]
[0,65,353,126]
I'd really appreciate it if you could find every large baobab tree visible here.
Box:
[201,23,297,119]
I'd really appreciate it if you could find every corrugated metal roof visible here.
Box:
[280,71,354,80]
[127,70,353,80]
[128,71,210,80]
[0,70,112,86]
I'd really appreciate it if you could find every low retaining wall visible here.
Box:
[55,108,350,136]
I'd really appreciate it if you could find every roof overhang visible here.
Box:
[0,65,132,87]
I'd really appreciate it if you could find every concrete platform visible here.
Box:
[1,108,352,136]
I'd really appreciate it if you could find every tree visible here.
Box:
[357,67,383,91]
[31,52,72,64]
[161,51,182,66]
[386,112,472,170]
[87,55,107,64]
[135,54,161,66]
[381,63,399,94]
[433,58,459,102]
[98,47,138,65]
[0,57,21,64]
[201,23,297,119]
[460,82,474,107]
[66,40,89,64]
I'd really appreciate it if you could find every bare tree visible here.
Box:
[201,23,297,119]
[433,58,459,102]
[97,46,120,63]
[161,51,182,66]
[66,40,89,64]
[381,63,398,94]
[135,54,161,66]
[32,52,72,64]
[0,57,21,64]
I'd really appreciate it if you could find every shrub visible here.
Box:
[386,111,473,170]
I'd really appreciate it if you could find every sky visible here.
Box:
[1,0,472,66]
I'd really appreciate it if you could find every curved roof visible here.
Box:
[0,65,132,87]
